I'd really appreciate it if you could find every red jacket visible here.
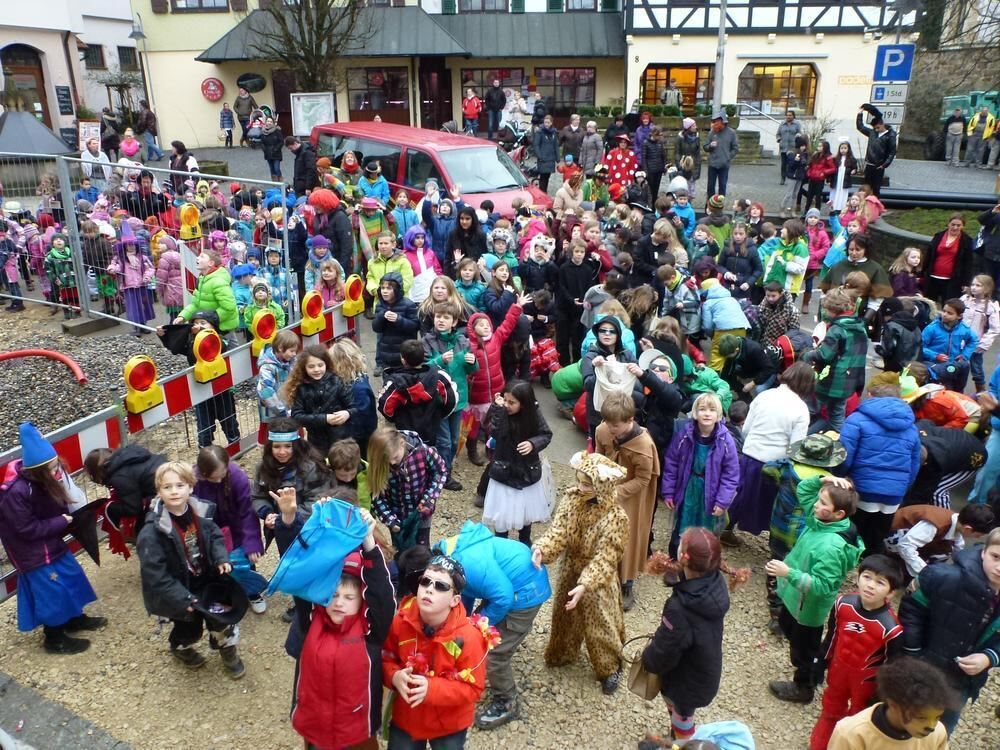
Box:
[806,222,831,271]
[381,596,487,740]
[586,239,613,282]
[466,304,522,406]
[805,155,836,182]
[461,96,483,119]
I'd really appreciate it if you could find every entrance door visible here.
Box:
[1,45,51,128]
[418,58,452,131]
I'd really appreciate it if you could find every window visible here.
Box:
[639,64,714,108]
[533,67,595,118]
[317,136,401,183]
[117,47,139,71]
[347,67,409,111]
[460,68,523,100]
[567,0,596,9]
[171,0,229,10]
[737,63,817,116]
[459,0,506,10]
[438,147,527,193]
[82,45,105,69]
[404,149,443,190]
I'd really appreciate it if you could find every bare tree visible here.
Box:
[918,0,1000,89]
[90,67,145,126]
[246,0,379,92]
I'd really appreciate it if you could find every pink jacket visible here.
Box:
[806,222,831,271]
[120,137,141,158]
[155,250,184,307]
[403,247,441,278]
[108,250,154,290]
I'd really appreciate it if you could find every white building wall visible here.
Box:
[79,14,139,113]
[0,1,83,33]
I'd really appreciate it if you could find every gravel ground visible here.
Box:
[1,448,997,749]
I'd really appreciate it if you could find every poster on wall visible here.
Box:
[77,120,101,150]
[290,92,336,136]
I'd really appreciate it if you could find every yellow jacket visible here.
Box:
[966,111,996,141]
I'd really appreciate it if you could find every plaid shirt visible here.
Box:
[371,431,447,530]
[804,315,868,399]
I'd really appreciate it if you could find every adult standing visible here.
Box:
[965,105,996,168]
[533,115,559,193]
[856,104,897,197]
[135,100,164,161]
[462,88,483,135]
[552,172,583,220]
[923,213,974,303]
[484,79,507,141]
[308,188,354,275]
[579,120,604,176]
[633,111,654,168]
[100,108,122,162]
[605,134,638,187]
[978,201,1000,282]
[232,87,258,147]
[675,117,702,198]
[704,111,739,199]
[640,126,668,198]
[776,110,802,185]
[167,141,198,195]
[660,78,683,110]
[559,114,585,165]
[285,136,318,197]
[530,95,547,129]
[943,107,967,167]
[259,117,284,182]
[80,138,112,192]
[604,113,627,150]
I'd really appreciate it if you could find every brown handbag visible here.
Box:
[622,634,662,701]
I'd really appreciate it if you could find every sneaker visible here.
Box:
[249,595,267,614]
[601,667,623,695]
[171,646,207,669]
[281,605,296,623]
[719,530,741,547]
[63,614,108,632]
[43,630,91,655]
[445,477,463,492]
[475,696,520,730]
[220,645,246,679]
[768,680,813,703]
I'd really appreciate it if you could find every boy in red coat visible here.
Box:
[382,555,490,749]
[464,293,529,467]
[290,508,394,750]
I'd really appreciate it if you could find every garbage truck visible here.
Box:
[924,90,998,161]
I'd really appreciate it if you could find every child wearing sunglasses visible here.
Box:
[382,555,490,749]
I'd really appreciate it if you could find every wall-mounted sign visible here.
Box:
[54,86,74,116]
[201,78,225,102]
[236,73,266,94]
[77,120,101,150]
[59,127,77,150]
[290,92,336,136]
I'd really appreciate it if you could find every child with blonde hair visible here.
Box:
[329,337,377,456]
[314,259,346,306]
[960,273,1000,392]
[888,247,924,298]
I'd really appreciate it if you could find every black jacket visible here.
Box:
[523,300,556,339]
[486,402,553,489]
[856,110,897,169]
[605,123,628,150]
[721,338,776,386]
[906,420,987,506]
[633,235,674,283]
[137,497,229,620]
[519,257,558,293]
[446,216,488,263]
[640,138,667,175]
[260,126,285,162]
[119,189,168,219]
[533,127,560,174]
[530,98,548,126]
[288,220,309,273]
[555,257,600,312]
[923,231,973,300]
[291,372,358,455]
[638,370,686,454]
[879,316,923,372]
[719,246,762,294]
[485,85,507,113]
[580,316,643,428]
[292,143,319,197]
[978,208,1000,263]
[104,444,167,517]
[559,125,585,161]
[899,547,1000,697]
[376,364,457,445]
[371,273,419,367]
[642,569,730,711]
[317,208,355,275]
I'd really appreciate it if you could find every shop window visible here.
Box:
[459,0,507,10]
[639,64,713,110]
[171,0,229,10]
[404,149,442,189]
[460,68,524,99]
[347,67,410,111]
[737,63,817,117]
[533,67,595,119]
[83,45,106,70]
[117,47,139,71]
[567,0,596,9]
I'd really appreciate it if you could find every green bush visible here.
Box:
[578,106,595,117]
[663,105,682,117]
[725,104,738,118]
[610,106,623,117]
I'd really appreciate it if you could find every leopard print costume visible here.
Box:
[534,452,629,679]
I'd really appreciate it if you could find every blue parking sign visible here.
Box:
[873,44,915,82]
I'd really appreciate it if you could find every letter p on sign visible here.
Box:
[873,44,915,83]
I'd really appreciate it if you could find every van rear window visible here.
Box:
[438,147,527,193]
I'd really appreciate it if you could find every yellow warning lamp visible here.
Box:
[123,355,165,414]
[193,328,227,383]
[251,307,278,357]
[300,290,327,336]
[342,274,365,318]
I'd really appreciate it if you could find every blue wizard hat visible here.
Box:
[19,422,57,469]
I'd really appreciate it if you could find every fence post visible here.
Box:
[55,156,92,319]
[284,217,300,324]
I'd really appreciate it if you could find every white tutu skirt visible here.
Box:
[482,478,551,533]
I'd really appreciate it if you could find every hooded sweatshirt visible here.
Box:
[422,198,461,270]
[256,345,294,417]
[466,304,523,405]
[580,316,642,428]
[402,225,442,303]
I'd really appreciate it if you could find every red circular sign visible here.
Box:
[305,293,324,318]
[128,359,157,390]
[197,331,222,360]
[201,78,225,102]
[255,312,277,339]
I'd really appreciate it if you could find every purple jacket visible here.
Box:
[0,461,72,573]
[192,463,263,555]
[661,421,741,514]
[890,270,921,298]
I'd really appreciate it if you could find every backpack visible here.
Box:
[766,328,814,372]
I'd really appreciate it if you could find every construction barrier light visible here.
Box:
[193,329,227,383]
[342,274,365,318]
[123,355,165,414]
[300,290,327,336]
[251,308,278,357]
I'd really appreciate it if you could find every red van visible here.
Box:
[309,122,551,217]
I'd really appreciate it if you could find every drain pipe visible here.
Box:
[0,349,88,384]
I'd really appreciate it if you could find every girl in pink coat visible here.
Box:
[108,223,154,334]
[154,235,184,321]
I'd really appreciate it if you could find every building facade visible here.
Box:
[78,0,141,115]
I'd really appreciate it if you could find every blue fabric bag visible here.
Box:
[229,547,269,598]
[267,498,368,605]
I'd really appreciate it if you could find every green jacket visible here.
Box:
[247,299,286,330]
[762,237,809,294]
[422,329,479,409]
[44,246,76,288]
[180,266,239,332]
[366,252,414,297]
[803,315,868,399]
[777,476,864,626]
[681,355,733,413]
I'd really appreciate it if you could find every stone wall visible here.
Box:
[869,217,988,276]
[907,49,997,139]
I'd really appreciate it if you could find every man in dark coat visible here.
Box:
[119,171,168,219]
[559,114,585,163]
[856,103,897,197]
[286,136,319,197]
[484,79,507,141]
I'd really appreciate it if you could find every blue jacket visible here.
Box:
[437,521,551,625]
[839,397,921,500]
[356,176,390,204]
[673,203,697,238]
[700,284,749,334]
[921,318,978,364]
[231,281,253,330]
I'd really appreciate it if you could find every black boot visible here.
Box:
[220,644,246,679]
[621,581,636,612]
[445,475,463,491]
[467,438,486,466]
[63,614,108,632]
[768,680,814,703]
[171,645,206,669]
[43,626,91,654]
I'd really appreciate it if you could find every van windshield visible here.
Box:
[438,147,527,193]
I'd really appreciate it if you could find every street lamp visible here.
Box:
[129,12,155,111]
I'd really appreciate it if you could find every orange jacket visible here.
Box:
[914,390,981,432]
[381,595,487,740]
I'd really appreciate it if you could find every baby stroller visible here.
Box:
[246,106,273,149]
